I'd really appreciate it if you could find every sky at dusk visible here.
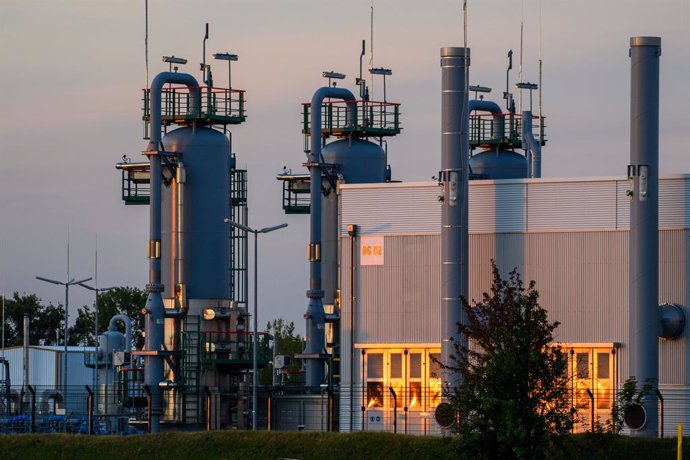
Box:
[0,0,688,334]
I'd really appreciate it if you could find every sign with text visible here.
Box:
[360,236,384,266]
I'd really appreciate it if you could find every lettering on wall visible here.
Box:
[360,236,384,266]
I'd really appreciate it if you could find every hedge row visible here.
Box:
[0,431,686,460]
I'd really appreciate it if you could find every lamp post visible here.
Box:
[35,274,91,421]
[77,282,115,420]
[224,218,287,430]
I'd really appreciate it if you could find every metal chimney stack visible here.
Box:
[628,36,661,437]
[440,47,470,393]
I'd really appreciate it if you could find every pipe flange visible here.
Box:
[307,289,324,299]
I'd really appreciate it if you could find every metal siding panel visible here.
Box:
[659,178,690,229]
[658,385,690,436]
[340,185,441,236]
[527,180,618,231]
[469,182,526,233]
[357,236,440,344]
[658,229,689,385]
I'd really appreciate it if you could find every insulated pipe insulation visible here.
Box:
[440,47,470,394]
[628,36,661,438]
[143,71,200,433]
[304,87,356,389]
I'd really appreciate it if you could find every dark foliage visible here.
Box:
[448,261,574,460]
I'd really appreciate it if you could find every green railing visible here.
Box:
[142,86,246,132]
[302,100,401,138]
[278,175,310,214]
[200,330,271,369]
[469,113,547,149]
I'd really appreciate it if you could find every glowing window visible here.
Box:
[409,353,422,379]
[390,353,402,379]
[576,353,589,379]
[367,382,384,408]
[368,354,383,379]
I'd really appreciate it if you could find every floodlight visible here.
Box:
[469,85,492,93]
[516,82,538,90]
[369,67,392,76]
[162,55,188,65]
[322,71,346,80]
[214,53,239,62]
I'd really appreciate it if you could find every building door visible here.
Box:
[569,346,615,432]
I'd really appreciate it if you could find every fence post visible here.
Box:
[678,424,683,460]
[85,385,94,435]
[586,388,595,431]
[265,386,273,432]
[204,386,212,432]
[655,389,664,438]
[142,384,152,434]
[388,386,397,434]
[27,385,36,433]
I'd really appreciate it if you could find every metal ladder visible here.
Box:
[182,315,201,423]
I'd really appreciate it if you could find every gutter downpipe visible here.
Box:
[440,47,470,399]
[628,36,661,438]
[304,87,356,389]
[521,111,542,178]
[143,71,200,433]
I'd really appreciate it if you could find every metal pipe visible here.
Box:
[440,47,470,395]
[23,315,29,393]
[144,71,199,433]
[304,87,356,389]
[108,315,132,353]
[28,385,35,433]
[521,110,542,178]
[349,227,357,432]
[628,36,661,438]
[468,99,505,140]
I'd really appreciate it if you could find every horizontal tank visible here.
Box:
[469,149,528,180]
[161,126,231,302]
[322,138,386,183]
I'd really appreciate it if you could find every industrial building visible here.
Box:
[336,175,689,434]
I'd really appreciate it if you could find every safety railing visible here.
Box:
[142,85,246,132]
[200,331,271,368]
[302,100,401,138]
[278,175,311,214]
[469,112,547,148]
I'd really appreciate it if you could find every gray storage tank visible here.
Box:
[469,148,528,180]
[160,126,231,303]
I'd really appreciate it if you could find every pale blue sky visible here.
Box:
[0,0,688,333]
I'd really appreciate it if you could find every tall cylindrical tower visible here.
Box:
[440,47,470,394]
[628,36,661,437]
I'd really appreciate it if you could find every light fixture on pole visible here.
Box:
[224,218,288,430]
[77,281,116,419]
[214,53,239,89]
[469,85,492,101]
[162,55,188,73]
[322,70,346,88]
[369,67,392,102]
[36,274,91,424]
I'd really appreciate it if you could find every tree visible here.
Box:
[448,262,573,460]
[68,287,147,349]
[260,318,303,386]
[2,292,64,347]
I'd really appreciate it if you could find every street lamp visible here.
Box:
[224,218,287,430]
[35,274,91,420]
[76,282,116,419]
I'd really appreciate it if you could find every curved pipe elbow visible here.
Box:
[147,72,201,151]
[108,314,133,353]
[469,99,505,139]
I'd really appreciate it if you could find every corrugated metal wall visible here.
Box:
[338,176,689,430]
[340,175,690,235]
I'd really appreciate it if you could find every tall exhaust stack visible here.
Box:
[628,36,661,437]
[440,47,470,394]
